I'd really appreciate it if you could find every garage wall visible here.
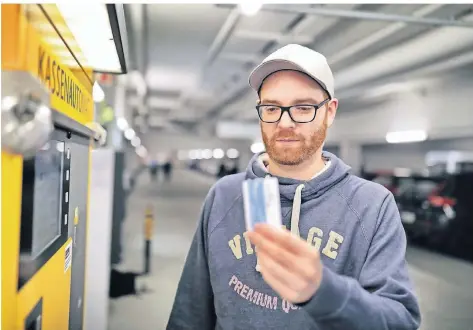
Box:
[327,70,473,144]
[362,137,473,172]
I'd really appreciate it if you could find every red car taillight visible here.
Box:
[428,195,457,207]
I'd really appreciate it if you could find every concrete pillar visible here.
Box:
[339,140,363,176]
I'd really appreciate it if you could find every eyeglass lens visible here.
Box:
[258,105,316,123]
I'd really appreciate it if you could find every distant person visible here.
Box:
[217,162,227,178]
[227,161,239,175]
[149,160,158,181]
[189,159,198,170]
[163,160,173,181]
[167,44,420,329]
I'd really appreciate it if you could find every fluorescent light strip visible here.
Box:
[386,130,427,144]
[57,4,121,72]
[136,146,147,158]
[202,149,213,160]
[227,148,239,159]
[213,149,224,159]
[239,1,263,16]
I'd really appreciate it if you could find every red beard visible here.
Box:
[262,115,327,166]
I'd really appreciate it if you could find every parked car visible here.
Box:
[421,172,473,261]
[394,175,445,241]
[363,170,437,196]
[426,150,473,175]
[362,171,404,194]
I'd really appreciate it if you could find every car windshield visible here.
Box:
[415,181,439,198]
[397,177,440,199]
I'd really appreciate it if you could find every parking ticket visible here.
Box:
[242,177,282,231]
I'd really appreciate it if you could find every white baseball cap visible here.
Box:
[248,44,334,99]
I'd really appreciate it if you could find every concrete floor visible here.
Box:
[108,168,473,330]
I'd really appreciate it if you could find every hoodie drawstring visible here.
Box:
[290,184,305,238]
[256,180,305,272]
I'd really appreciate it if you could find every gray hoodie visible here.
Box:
[167,151,421,330]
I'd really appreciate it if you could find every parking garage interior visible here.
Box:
[2,3,473,330]
[103,4,473,329]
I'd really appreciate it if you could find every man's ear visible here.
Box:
[256,99,261,105]
[326,98,338,128]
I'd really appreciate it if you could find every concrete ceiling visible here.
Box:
[123,3,473,133]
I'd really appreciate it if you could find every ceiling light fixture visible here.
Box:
[202,149,213,160]
[213,149,225,159]
[57,4,126,73]
[240,1,263,16]
[251,142,265,153]
[136,145,147,158]
[227,148,240,159]
[124,128,135,140]
[116,117,128,131]
[195,149,203,160]
[386,130,427,144]
[131,136,141,147]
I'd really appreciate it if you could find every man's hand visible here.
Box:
[247,223,323,304]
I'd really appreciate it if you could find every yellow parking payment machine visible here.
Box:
[2,4,95,330]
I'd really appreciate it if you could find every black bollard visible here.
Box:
[144,205,153,274]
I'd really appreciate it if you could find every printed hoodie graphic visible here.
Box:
[167,151,421,330]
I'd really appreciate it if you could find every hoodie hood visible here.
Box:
[245,151,351,205]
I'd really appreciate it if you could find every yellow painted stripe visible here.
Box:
[1,152,23,330]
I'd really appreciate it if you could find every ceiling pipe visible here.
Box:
[334,12,473,91]
[204,8,241,68]
[261,4,473,28]
[177,7,241,120]
[205,84,250,120]
[329,4,445,65]
[321,48,473,101]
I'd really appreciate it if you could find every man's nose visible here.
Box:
[278,111,295,128]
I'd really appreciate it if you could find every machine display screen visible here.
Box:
[21,141,65,258]
[32,141,64,257]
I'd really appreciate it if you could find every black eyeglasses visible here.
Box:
[256,98,330,123]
